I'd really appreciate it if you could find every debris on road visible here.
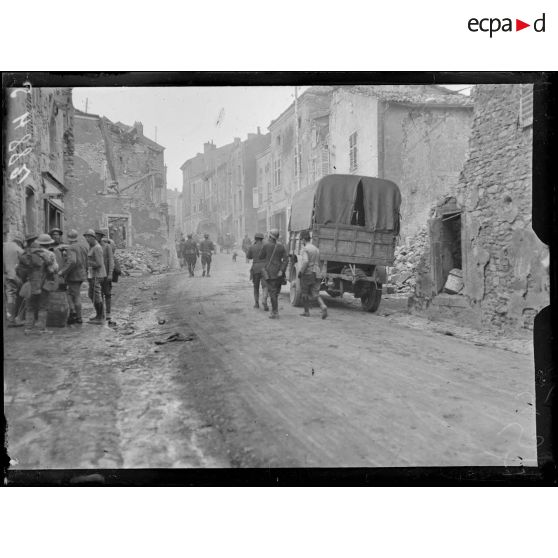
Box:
[154,332,196,345]
[118,246,168,276]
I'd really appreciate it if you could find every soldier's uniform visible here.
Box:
[183,235,199,277]
[246,233,269,310]
[199,235,215,277]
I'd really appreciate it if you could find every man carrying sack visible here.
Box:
[298,229,327,319]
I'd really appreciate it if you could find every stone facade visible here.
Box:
[3,86,74,241]
[328,85,473,241]
[64,111,171,256]
[411,84,549,331]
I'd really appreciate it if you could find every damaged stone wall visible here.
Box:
[64,112,171,256]
[455,84,549,330]
[404,85,549,331]
[3,87,74,241]
[383,103,472,240]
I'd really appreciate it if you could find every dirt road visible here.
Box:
[4,252,537,469]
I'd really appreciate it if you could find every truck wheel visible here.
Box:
[289,266,302,307]
[361,283,382,313]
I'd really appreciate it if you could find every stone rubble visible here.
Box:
[115,245,168,276]
[387,227,429,295]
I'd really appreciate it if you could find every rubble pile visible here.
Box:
[387,228,429,294]
[116,246,167,277]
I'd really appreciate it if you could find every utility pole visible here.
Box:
[155,126,157,142]
[85,98,89,113]
[294,86,301,192]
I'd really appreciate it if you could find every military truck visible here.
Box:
[287,174,401,312]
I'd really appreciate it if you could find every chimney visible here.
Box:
[134,121,143,136]
[204,141,216,154]
[234,137,241,145]
[257,126,261,135]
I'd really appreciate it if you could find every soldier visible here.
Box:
[242,234,251,257]
[3,231,25,327]
[177,235,186,269]
[83,229,106,325]
[96,230,115,325]
[246,232,269,310]
[259,228,288,319]
[49,227,66,291]
[298,229,327,319]
[183,233,199,277]
[199,233,215,277]
[58,229,88,324]
[16,233,59,334]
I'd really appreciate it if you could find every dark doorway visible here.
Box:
[25,187,37,235]
[429,211,462,295]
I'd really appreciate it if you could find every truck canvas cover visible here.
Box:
[290,175,401,232]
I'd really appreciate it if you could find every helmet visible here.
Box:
[204,233,209,238]
[49,228,63,236]
[254,232,264,240]
[67,229,79,241]
[83,229,96,238]
[95,229,106,237]
[37,233,54,246]
[268,228,280,240]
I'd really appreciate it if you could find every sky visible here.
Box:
[72,86,307,192]
[72,85,471,193]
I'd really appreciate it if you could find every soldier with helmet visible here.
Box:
[83,229,106,324]
[58,229,88,324]
[246,231,269,311]
[95,229,115,325]
[199,233,215,277]
[183,233,199,277]
[3,230,25,327]
[16,233,59,334]
[258,228,288,319]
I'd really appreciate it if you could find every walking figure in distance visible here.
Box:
[199,233,215,277]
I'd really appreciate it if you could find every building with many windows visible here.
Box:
[180,131,269,243]
[267,86,332,241]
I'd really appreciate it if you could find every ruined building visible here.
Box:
[4,87,74,241]
[328,85,473,241]
[410,84,549,330]
[64,110,171,255]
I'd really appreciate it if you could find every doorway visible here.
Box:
[107,215,130,249]
[429,210,462,295]
[25,186,37,235]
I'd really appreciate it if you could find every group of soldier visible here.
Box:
[245,228,327,320]
[3,227,119,334]
[177,233,216,277]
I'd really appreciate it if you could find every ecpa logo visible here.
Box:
[468,13,546,37]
